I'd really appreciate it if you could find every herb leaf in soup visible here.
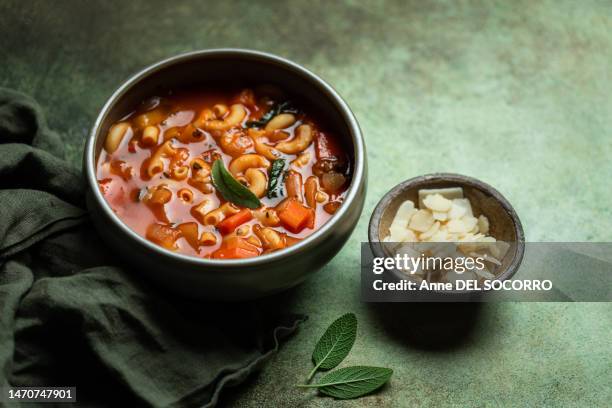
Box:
[266,158,286,199]
[211,160,261,209]
[245,101,298,128]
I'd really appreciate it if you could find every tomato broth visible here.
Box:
[97,85,351,259]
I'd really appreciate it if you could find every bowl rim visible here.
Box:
[368,172,525,288]
[85,48,365,269]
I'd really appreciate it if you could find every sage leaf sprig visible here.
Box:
[308,313,357,380]
[298,366,393,399]
[211,160,261,209]
[298,313,393,400]
[266,158,286,199]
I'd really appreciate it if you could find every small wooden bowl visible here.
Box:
[368,173,525,285]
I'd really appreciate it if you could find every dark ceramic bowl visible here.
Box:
[368,173,524,297]
[84,49,366,301]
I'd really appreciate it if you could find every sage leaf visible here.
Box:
[211,160,261,209]
[244,101,298,128]
[300,366,393,399]
[266,158,286,198]
[309,313,357,380]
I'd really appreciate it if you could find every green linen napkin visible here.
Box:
[0,88,304,407]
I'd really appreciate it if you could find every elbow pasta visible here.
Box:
[248,129,281,160]
[97,86,351,259]
[147,140,177,177]
[141,125,160,146]
[229,154,270,176]
[104,122,131,153]
[265,113,296,131]
[275,124,313,154]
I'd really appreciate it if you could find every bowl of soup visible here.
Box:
[84,49,366,300]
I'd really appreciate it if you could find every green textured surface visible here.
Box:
[2,1,611,406]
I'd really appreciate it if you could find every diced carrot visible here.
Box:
[212,236,259,259]
[277,198,316,233]
[217,209,253,235]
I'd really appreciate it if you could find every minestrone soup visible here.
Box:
[97,85,351,259]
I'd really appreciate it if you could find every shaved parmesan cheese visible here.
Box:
[394,200,416,219]
[408,209,435,232]
[418,187,464,208]
[420,221,440,240]
[448,202,465,219]
[446,219,469,233]
[388,200,417,240]
[432,211,448,221]
[478,215,490,234]
[422,194,452,212]
[382,186,509,283]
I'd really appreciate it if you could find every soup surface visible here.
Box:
[97,86,351,259]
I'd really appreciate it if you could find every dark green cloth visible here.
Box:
[0,88,304,407]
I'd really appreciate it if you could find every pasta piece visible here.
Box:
[219,130,254,157]
[275,124,313,154]
[285,170,303,202]
[253,224,285,251]
[253,208,281,227]
[182,124,205,143]
[196,104,247,131]
[265,113,296,131]
[105,122,131,153]
[133,108,167,129]
[188,158,213,193]
[236,224,251,237]
[291,151,311,168]
[246,234,262,248]
[228,154,270,176]
[171,165,189,181]
[244,168,267,198]
[177,188,193,203]
[248,129,280,160]
[202,202,240,226]
[146,140,177,178]
[304,176,319,208]
[148,185,172,205]
[212,104,228,118]
[191,199,213,225]
[199,231,217,246]
[141,125,160,146]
